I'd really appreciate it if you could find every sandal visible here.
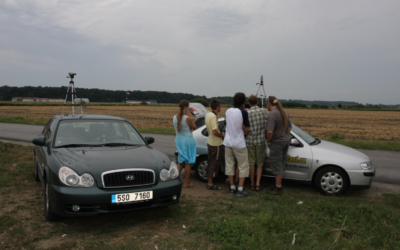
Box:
[255,185,261,192]
[250,185,255,190]
[206,184,222,190]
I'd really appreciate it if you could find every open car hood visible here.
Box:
[189,103,210,128]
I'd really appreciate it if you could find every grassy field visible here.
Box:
[1,105,400,151]
[0,141,399,249]
[1,105,400,141]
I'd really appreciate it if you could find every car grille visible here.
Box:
[102,169,155,188]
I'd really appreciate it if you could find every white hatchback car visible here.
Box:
[176,103,375,196]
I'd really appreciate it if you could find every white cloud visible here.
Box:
[0,0,399,104]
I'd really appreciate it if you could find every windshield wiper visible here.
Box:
[101,143,140,147]
[56,144,103,148]
[309,138,321,145]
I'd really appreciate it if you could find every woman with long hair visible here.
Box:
[173,100,197,188]
[266,96,292,195]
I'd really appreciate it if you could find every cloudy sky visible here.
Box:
[1,0,399,104]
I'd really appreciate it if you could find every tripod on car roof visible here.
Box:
[62,72,83,115]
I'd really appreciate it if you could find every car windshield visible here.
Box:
[291,124,316,144]
[54,120,146,147]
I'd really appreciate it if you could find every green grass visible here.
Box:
[0,141,400,249]
[191,195,400,249]
[328,139,400,151]
[0,116,46,125]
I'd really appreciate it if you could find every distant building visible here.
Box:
[35,98,49,102]
[12,97,36,102]
[48,98,64,102]
[75,98,90,104]
[12,97,64,102]
[126,100,141,104]
[126,100,157,104]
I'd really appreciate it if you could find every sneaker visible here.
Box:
[267,187,282,196]
[236,189,252,197]
[230,188,236,196]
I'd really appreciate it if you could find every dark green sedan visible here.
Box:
[33,114,182,221]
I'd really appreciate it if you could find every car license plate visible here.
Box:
[111,191,153,204]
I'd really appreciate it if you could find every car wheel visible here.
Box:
[34,159,40,182]
[44,180,59,221]
[315,167,349,196]
[194,156,208,183]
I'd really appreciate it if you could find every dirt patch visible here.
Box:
[36,236,68,250]
[356,182,400,198]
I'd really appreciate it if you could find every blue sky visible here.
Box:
[1,0,399,104]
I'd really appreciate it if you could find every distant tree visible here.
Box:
[338,103,342,108]
[282,102,307,108]
[311,104,320,109]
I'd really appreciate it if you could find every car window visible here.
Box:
[42,118,54,140]
[201,121,226,137]
[218,121,226,133]
[291,124,315,144]
[54,120,146,147]
[194,117,206,128]
[201,128,208,137]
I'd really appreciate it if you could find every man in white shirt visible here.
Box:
[223,92,251,197]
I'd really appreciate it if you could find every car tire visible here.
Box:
[44,180,59,221]
[34,159,40,182]
[315,167,349,196]
[194,156,208,183]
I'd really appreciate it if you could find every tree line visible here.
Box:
[1,85,399,108]
[0,86,206,103]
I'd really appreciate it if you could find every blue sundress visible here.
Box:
[173,115,196,164]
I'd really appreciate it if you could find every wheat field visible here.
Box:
[1,106,399,141]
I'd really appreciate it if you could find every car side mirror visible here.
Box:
[290,138,301,146]
[32,136,46,146]
[145,137,154,144]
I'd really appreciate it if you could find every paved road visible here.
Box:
[1,122,399,185]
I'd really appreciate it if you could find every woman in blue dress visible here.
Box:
[173,100,197,188]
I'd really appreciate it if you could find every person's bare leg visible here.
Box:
[275,174,283,187]
[183,164,193,188]
[234,165,239,183]
[256,166,263,187]
[207,176,213,186]
[238,177,246,188]
[249,165,255,188]
[228,175,235,186]
[178,163,185,174]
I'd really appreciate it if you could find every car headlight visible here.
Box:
[59,166,94,187]
[360,162,372,170]
[160,161,179,181]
